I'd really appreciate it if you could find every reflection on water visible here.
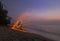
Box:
[24,25,60,41]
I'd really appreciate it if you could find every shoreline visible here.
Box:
[0,26,54,41]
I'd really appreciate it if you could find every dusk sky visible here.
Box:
[2,0,60,21]
[1,1,60,41]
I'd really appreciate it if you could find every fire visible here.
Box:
[11,14,28,32]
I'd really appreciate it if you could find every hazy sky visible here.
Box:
[2,0,60,21]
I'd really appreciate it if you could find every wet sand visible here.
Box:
[0,26,54,41]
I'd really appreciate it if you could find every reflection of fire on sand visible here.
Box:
[11,15,27,32]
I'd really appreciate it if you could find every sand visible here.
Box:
[0,26,54,41]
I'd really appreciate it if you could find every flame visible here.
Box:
[11,14,28,32]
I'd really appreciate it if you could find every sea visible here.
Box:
[23,23,60,41]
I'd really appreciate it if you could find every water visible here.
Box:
[24,24,60,41]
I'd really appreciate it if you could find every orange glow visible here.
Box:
[11,14,28,32]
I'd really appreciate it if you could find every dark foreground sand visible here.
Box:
[0,27,54,41]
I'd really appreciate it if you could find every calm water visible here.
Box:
[24,24,60,41]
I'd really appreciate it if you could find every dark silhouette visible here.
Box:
[0,1,11,26]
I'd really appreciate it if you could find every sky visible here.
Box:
[1,0,60,21]
[1,1,60,40]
